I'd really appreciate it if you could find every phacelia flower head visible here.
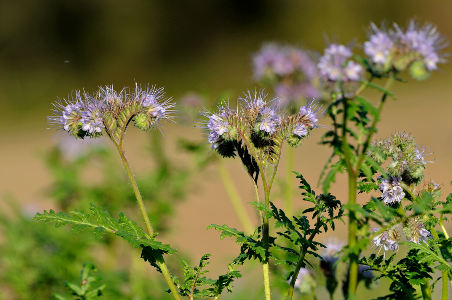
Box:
[379,176,405,205]
[364,21,446,79]
[364,24,395,67]
[370,132,428,184]
[373,228,399,257]
[404,218,431,244]
[397,21,446,71]
[203,90,320,176]
[318,44,363,82]
[253,44,320,108]
[49,84,174,141]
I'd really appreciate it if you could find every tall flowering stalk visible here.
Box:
[253,44,320,217]
[48,84,181,300]
[319,21,447,299]
[204,90,320,300]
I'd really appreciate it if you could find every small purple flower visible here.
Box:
[61,102,84,132]
[364,24,394,65]
[208,114,229,136]
[407,220,432,244]
[253,44,317,79]
[81,105,104,135]
[415,148,427,165]
[293,124,308,137]
[344,61,363,81]
[241,90,267,111]
[398,21,445,71]
[373,229,399,256]
[318,44,362,82]
[259,107,280,134]
[299,102,321,129]
[380,176,405,204]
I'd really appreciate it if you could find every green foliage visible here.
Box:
[34,203,175,271]
[174,254,242,298]
[0,201,94,299]
[361,250,433,299]
[53,264,105,300]
[208,224,273,264]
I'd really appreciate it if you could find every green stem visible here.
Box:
[431,229,449,300]
[217,159,254,234]
[263,263,271,300]
[440,215,449,239]
[347,76,395,298]
[262,186,271,300]
[420,281,432,300]
[284,146,295,217]
[287,218,322,299]
[346,170,358,297]
[113,141,181,300]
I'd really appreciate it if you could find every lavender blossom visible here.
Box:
[405,219,432,244]
[398,21,444,71]
[380,176,405,204]
[373,229,399,256]
[364,24,394,65]
[50,84,174,140]
[259,107,280,134]
[81,104,104,135]
[253,44,319,107]
[293,124,308,137]
[318,44,363,82]
[299,101,321,129]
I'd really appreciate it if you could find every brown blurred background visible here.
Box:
[0,0,451,298]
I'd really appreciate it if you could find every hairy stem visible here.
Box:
[217,159,254,234]
[113,141,181,300]
[262,185,272,300]
[263,263,271,300]
[420,281,432,300]
[440,214,450,239]
[431,228,449,300]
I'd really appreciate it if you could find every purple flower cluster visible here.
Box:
[206,108,230,149]
[50,84,173,139]
[398,21,444,71]
[407,219,431,244]
[380,176,405,205]
[253,44,319,106]
[373,229,399,255]
[364,22,445,73]
[204,90,320,155]
[318,44,363,82]
[364,24,394,66]
[253,44,317,79]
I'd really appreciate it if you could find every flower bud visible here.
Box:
[409,60,430,80]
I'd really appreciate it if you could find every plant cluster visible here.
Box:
[16,19,451,300]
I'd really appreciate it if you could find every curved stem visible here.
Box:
[217,159,254,234]
[112,140,181,300]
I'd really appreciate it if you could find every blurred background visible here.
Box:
[0,0,451,299]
